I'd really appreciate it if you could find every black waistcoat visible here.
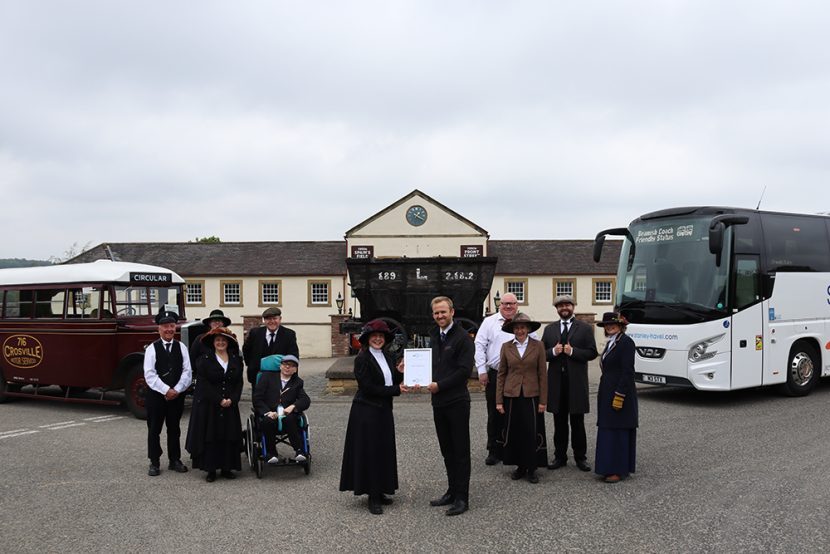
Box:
[153,340,183,387]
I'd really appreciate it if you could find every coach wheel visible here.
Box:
[377,317,408,356]
[124,364,148,419]
[780,340,820,397]
[454,317,479,339]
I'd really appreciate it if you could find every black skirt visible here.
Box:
[499,396,548,470]
[339,400,398,496]
[594,427,636,477]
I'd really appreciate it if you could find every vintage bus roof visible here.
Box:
[0,260,186,287]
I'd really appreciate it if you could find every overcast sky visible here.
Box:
[2,1,828,260]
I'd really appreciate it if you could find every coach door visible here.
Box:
[730,255,764,389]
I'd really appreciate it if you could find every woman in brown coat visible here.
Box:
[496,313,548,483]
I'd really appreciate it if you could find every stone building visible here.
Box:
[72,190,620,356]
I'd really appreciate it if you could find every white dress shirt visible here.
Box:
[474,312,539,375]
[370,347,393,386]
[143,339,193,395]
[513,337,529,358]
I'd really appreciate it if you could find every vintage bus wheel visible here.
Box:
[0,375,8,403]
[781,341,820,397]
[124,364,148,419]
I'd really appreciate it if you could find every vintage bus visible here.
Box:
[593,206,830,396]
[0,260,190,418]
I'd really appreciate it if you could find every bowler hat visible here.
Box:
[155,310,179,325]
[501,312,542,334]
[596,312,627,327]
[203,309,231,327]
[553,294,576,307]
[262,307,282,318]
[201,326,238,347]
[358,319,395,346]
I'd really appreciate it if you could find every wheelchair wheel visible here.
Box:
[245,415,256,471]
[303,459,310,475]
[255,457,264,479]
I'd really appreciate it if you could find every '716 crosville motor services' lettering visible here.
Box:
[3,335,44,369]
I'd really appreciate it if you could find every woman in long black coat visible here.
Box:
[339,319,405,515]
[594,312,638,483]
[186,327,244,482]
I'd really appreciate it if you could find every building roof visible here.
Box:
[69,242,348,277]
[67,239,620,277]
[488,239,621,275]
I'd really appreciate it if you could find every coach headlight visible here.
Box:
[688,334,725,363]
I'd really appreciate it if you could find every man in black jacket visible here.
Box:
[243,307,299,385]
[252,354,310,462]
[542,295,598,471]
[427,296,474,516]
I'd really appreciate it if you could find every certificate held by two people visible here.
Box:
[403,348,432,387]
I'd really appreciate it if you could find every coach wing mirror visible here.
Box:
[708,215,749,266]
[594,228,636,270]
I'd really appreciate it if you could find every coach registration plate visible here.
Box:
[642,374,666,384]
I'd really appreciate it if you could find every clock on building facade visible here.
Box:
[406,205,428,226]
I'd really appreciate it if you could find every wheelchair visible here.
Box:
[243,409,311,478]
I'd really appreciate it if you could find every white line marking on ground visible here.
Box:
[0,430,39,439]
[46,423,86,430]
[39,421,76,428]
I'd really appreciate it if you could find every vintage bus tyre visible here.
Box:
[0,375,9,403]
[124,364,148,419]
[780,341,820,397]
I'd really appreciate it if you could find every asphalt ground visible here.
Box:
[2,358,830,553]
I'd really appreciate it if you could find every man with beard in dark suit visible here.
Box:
[243,307,299,385]
[542,295,598,472]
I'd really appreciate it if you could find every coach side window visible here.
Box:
[762,215,830,272]
[733,256,761,309]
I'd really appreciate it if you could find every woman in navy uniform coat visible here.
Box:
[339,319,405,515]
[594,312,638,483]
[186,327,244,482]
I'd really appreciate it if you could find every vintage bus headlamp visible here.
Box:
[688,334,726,363]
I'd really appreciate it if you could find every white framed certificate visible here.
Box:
[403,348,432,387]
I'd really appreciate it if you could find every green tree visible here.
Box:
[192,236,221,243]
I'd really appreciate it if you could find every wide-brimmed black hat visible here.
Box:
[358,319,395,346]
[203,309,231,327]
[596,312,627,327]
[201,326,239,347]
[155,310,180,325]
[501,312,542,334]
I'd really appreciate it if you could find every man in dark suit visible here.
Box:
[427,296,475,516]
[542,295,598,472]
[243,307,299,385]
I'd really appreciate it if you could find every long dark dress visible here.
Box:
[497,339,549,471]
[185,351,243,473]
[595,332,638,477]
[339,348,402,497]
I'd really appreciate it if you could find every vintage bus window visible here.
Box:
[3,290,22,317]
[67,288,107,318]
[114,285,180,316]
[33,289,64,318]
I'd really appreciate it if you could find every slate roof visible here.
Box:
[488,240,621,275]
[69,242,348,277]
[68,239,621,277]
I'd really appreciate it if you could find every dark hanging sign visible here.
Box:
[129,272,173,285]
[351,245,374,259]
[460,245,483,258]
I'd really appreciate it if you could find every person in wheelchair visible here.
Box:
[252,354,310,464]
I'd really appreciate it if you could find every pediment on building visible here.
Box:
[345,189,488,238]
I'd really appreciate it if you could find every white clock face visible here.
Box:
[406,205,428,226]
